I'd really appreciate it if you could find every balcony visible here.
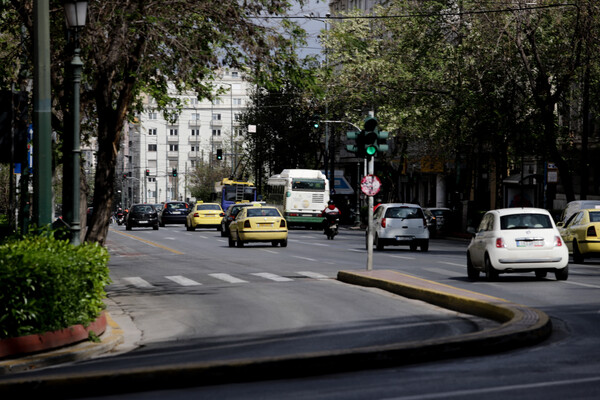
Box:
[189,119,201,127]
[167,135,179,143]
[167,151,179,159]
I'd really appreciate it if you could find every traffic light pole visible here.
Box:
[366,156,374,271]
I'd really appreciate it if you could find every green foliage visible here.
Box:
[0,233,111,339]
[188,163,230,202]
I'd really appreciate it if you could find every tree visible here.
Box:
[187,163,229,202]
[3,0,308,244]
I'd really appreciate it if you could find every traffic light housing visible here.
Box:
[363,117,389,158]
[311,114,321,129]
[216,148,223,160]
[346,130,366,158]
[145,169,150,177]
[172,168,177,177]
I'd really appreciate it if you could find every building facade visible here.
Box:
[119,71,252,207]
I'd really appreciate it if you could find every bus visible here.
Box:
[265,169,330,228]
[214,178,257,211]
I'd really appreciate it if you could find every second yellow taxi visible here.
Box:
[558,208,600,263]
[228,205,288,247]
[185,201,224,231]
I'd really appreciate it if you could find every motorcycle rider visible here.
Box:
[322,200,341,234]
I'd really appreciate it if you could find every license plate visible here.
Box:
[259,223,273,228]
[516,240,543,247]
[138,220,148,224]
[396,236,414,241]
[205,214,216,217]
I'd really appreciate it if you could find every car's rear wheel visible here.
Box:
[153,225,159,231]
[236,237,244,247]
[375,235,384,251]
[420,240,429,252]
[555,266,569,281]
[484,254,498,281]
[271,241,278,247]
[467,253,479,280]
[220,226,227,237]
[126,224,132,231]
[573,241,584,264]
[280,239,288,248]
[228,235,235,248]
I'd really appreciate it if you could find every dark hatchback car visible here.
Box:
[159,201,190,226]
[126,204,159,230]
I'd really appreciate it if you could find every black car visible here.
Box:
[220,202,264,237]
[126,204,159,230]
[159,201,190,226]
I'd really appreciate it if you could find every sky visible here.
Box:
[288,0,331,59]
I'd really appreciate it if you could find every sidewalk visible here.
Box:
[0,269,552,397]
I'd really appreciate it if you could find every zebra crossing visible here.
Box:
[112,271,331,290]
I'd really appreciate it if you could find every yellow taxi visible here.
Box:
[185,201,224,231]
[228,205,288,247]
[558,208,600,263]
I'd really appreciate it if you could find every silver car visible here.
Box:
[367,203,430,251]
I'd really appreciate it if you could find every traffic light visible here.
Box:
[216,148,223,160]
[123,174,127,179]
[172,168,177,177]
[145,169,150,177]
[363,116,389,158]
[311,114,321,129]
[346,130,366,158]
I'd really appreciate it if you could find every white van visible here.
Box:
[557,200,600,226]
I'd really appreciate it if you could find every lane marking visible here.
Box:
[562,280,600,289]
[109,229,184,255]
[293,255,317,262]
[122,277,154,289]
[165,275,202,286]
[388,255,416,260]
[297,271,330,280]
[209,273,248,284]
[438,261,465,267]
[252,272,294,282]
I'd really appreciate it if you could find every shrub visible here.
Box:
[0,233,111,339]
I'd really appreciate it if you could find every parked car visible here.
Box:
[425,207,453,236]
[220,202,264,237]
[467,208,568,281]
[367,203,429,251]
[558,208,600,263]
[158,201,189,226]
[126,204,159,230]
[185,201,224,231]
[557,200,600,227]
[228,206,288,247]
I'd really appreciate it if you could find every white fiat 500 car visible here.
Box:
[368,203,429,251]
[467,208,568,281]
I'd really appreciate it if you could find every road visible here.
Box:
[3,225,600,398]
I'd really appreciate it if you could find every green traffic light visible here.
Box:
[314,122,319,129]
[366,145,377,156]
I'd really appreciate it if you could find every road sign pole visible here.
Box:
[367,157,374,271]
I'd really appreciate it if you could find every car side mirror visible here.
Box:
[556,222,564,228]
[466,226,477,236]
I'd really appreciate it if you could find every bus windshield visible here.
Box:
[224,186,256,202]
[291,179,325,191]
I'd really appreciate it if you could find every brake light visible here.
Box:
[381,218,386,228]
[244,220,251,228]
[587,226,597,237]
[496,238,505,248]
[220,212,225,217]
[194,213,199,217]
[280,219,286,227]
[554,236,563,247]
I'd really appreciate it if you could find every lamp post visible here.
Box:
[63,1,88,245]
[219,82,234,177]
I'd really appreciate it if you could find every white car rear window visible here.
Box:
[500,214,552,230]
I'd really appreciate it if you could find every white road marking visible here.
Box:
[388,255,416,260]
[293,255,317,262]
[252,272,294,282]
[438,261,465,267]
[562,280,600,289]
[165,275,202,286]
[297,271,330,280]
[122,277,154,289]
[208,273,248,284]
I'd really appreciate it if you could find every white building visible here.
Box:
[119,71,252,206]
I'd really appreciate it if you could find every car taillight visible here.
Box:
[381,218,386,228]
[220,212,225,217]
[194,213,199,217]
[554,236,563,247]
[587,226,597,237]
[496,238,505,248]
[280,219,286,227]
[244,220,251,228]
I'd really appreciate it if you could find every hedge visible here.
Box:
[0,233,111,339]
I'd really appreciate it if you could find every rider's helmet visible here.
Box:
[327,200,336,210]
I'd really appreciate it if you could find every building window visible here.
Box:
[148,144,157,151]
[233,98,242,106]
[212,129,221,136]
[234,113,241,122]
[231,71,239,78]
[212,113,221,121]
[191,129,200,136]
[148,112,158,120]
[148,177,156,183]
[191,113,200,120]
[169,129,178,136]
[190,97,198,105]
[191,145,198,152]
[169,144,179,151]
[212,98,223,105]
[148,128,157,136]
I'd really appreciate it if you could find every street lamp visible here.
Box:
[63,0,88,245]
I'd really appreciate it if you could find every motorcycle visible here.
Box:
[323,212,340,240]
[115,211,125,225]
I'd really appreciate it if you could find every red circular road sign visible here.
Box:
[361,175,381,196]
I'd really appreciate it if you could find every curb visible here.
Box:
[0,270,551,397]
[0,313,123,375]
